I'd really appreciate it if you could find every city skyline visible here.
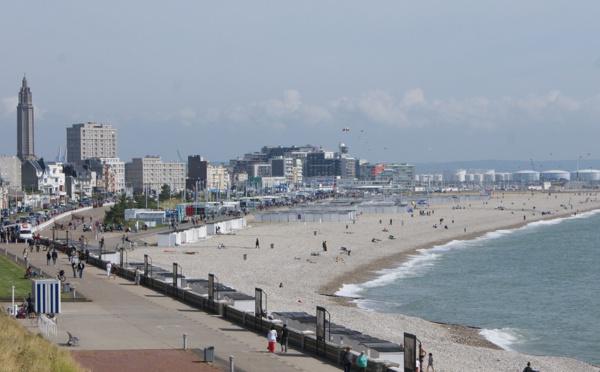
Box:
[1,2,600,163]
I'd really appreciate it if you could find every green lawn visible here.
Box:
[0,255,31,299]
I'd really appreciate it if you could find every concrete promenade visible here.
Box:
[1,208,340,372]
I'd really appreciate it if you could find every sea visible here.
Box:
[338,209,600,366]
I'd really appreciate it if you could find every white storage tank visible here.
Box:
[513,170,540,183]
[571,169,600,182]
[483,170,495,184]
[541,170,570,182]
[454,170,466,183]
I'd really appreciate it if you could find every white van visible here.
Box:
[18,223,33,242]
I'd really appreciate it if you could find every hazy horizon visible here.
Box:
[2,1,600,163]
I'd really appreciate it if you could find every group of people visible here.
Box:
[341,346,369,372]
[266,325,289,353]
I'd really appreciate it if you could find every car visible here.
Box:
[18,223,33,242]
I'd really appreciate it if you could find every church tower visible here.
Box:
[17,75,35,161]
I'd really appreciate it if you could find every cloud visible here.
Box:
[172,88,596,135]
[209,89,331,129]
[1,96,18,116]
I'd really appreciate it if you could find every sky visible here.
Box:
[1,1,600,164]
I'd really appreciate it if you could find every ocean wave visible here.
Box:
[521,208,600,230]
[480,327,525,351]
[336,208,600,298]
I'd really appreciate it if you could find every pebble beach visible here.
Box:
[131,191,600,372]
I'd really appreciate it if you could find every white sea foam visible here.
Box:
[336,208,600,299]
[480,328,524,351]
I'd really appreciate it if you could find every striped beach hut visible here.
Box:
[32,279,61,314]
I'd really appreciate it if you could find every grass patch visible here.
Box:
[0,255,31,299]
[0,312,85,372]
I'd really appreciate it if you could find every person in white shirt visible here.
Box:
[267,326,277,353]
[106,262,112,278]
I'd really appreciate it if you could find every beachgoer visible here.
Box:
[267,326,277,352]
[416,358,420,372]
[255,238,260,249]
[279,324,289,352]
[357,351,368,371]
[419,344,426,369]
[322,241,328,252]
[523,362,534,372]
[342,346,353,372]
[46,251,51,265]
[389,218,393,225]
[427,352,434,372]
[106,262,112,278]
[51,250,58,265]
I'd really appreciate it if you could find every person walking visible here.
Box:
[342,346,353,372]
[357,351,368,371]
[255,238,260,249]
[322,241,327,252]
[426,352,435,372]
[51,249,58,265]
[77,261,85,279]
[106,262,112,278]
[267,326,277,353]
[71,259,77,278]
[46,250,51,265]
[279,324,289,352]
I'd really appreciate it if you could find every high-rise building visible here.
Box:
[187,155,208,190]
[66,122,117,163]
[17,76,35,161]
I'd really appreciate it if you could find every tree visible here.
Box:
[159,184,171,202]
[103,194,135,225]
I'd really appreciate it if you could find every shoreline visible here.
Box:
[320,204,600,353]
[130,191,600,371]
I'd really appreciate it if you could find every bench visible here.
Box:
[67,331,79,346]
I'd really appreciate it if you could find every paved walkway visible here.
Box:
[1,209,340,372]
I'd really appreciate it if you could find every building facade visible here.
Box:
[66,122,117,163]
[0,156,22,191]
[17,76,35,161]
[206,164,230,191]
[39,162,66,196]
[125,156,185,194]
[187,155,208,190]
[100,158,125,193]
